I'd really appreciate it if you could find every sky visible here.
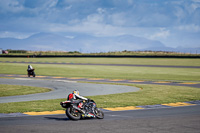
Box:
[0,0,200,52]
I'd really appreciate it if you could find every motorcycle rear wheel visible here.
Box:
[94,108,104,119]
[66,107,81,120]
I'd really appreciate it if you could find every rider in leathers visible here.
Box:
[67,90,88,101]
[27,65,34,71]
[67,90,88,109]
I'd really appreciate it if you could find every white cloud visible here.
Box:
[149,28,170,40]
[174,6,186,21]
[0,31,35,39]
[65,5,72,10]
[110,12,127,26]
[97,8,106,14]
[0,0,24,13]
[48,0,58,8]
[177,24,200,32]
[65,35,74,39]
[192,0,200,2]
[48,21,126,37]
[0,0,200,50]
[86,13,104,23]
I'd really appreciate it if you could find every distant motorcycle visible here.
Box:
[60,99,104,120]
[27,69,36,77]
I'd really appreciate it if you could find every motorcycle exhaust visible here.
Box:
[72,105,85,114]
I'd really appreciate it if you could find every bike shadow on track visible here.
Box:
[44,116,97,121]
[44,116,69,121]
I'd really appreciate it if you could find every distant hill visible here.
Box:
[0,32,199,53]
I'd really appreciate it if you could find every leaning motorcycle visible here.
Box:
[60,99,104,120]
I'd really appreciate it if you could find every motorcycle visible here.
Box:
[60,99,104,120]
[27,69,36,77]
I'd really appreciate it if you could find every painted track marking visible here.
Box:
[162,102,196,107]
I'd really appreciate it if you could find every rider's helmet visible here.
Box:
[28,65,33,69]
[73,90,79,95]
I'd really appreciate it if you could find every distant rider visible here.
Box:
[27,65,36,77]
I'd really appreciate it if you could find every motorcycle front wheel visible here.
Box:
[94,108,104,119]
[66,107,81,120]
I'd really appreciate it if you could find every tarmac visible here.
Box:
[0,77,140,103]
[0,74,200,117]
[0,74,200,88]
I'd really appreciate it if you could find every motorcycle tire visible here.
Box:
[66,107,81,120]
[33,72,36,77]
[94,108,104,119]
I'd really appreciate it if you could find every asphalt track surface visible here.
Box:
[0,78,139,103]
[0,105,200,133]
[1,73,200,88]
[0,74,200,132]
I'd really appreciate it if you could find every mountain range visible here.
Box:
[0,32,199,54]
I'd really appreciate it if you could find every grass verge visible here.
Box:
[0,84,51,97]
[0,83,200,113]
[0,63,200,81]
[0,57,200,66]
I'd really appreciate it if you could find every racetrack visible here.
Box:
[0,78,139,103]
[0,74,200,104]
[0,75,200,132]
[0,106,200,133]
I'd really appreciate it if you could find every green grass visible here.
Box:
[90,83,200,108]
[0,57,199,113]
[0,84,51,97]
[0,57,200,66]
[0,63,199,81]
[0,83,199,113]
